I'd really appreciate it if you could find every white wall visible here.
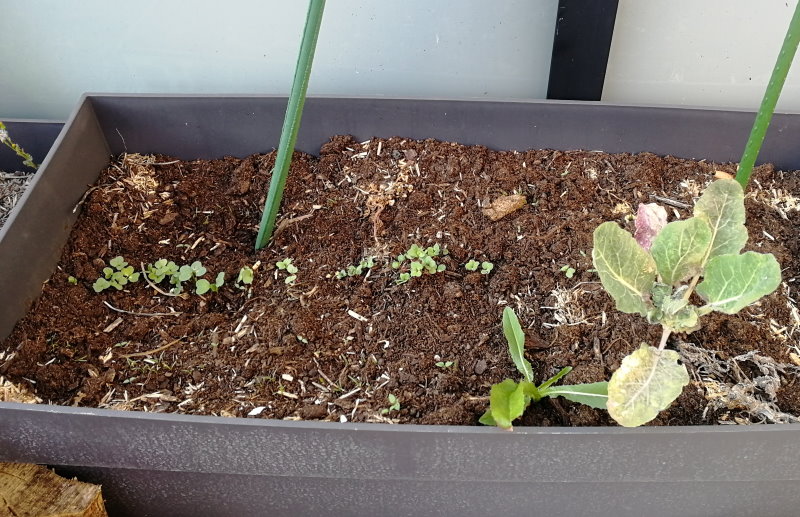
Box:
[0,0,558,119]
[604,0,800,110]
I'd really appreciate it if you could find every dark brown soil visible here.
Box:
[3,136,800,427]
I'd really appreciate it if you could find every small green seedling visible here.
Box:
[465,259,493,275]
[93,256,140,292]
[276,258,298,285]
[196,272,225,295]
[381,394,401,414]
[560,264,576,278]
[435,360,455,369]
[146,259,179,284]
[593,179,781,427]
[236,266,255,289]
[480,307,608,430]
[392,243,447,284]
[335,256,376,280]
[67,276,78,285]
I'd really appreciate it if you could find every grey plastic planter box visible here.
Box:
[1,95,799,517]
[0,119,63,171]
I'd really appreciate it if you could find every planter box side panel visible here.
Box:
[1,404,799,484]
[0,101,109,338]
[56,466,800,517]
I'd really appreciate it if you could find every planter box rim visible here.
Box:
[76,91,800,116]
[1,400,798,434]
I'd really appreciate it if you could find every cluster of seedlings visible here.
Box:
[90,256,253,296]
[335,256,376,279]
[391,243,448,284]
[331,246,495,285]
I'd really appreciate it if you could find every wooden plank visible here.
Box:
[0,463,107,517]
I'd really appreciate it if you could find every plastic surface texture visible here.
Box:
[1,96,800,517]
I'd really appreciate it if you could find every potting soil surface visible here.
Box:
[3,136,800,426]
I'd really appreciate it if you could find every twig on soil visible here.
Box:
[140,263,187,298]
[103,301,183,317]
[312,357,338,389]
[234,296,267,315]
[273,207,320,238]
[549,397,571,424]
[366,413,398,424]
[650,194,691,209]
[337,387,361,400]
[119,338,182,359]
[72,184,111,213]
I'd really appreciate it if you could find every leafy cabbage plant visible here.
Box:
[592,179,781,427]
[480,307,608,430]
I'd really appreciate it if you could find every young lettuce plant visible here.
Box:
[592,179,781,427]
[235,266,255,289]
[479,307,608,430]
[276,258,298,285]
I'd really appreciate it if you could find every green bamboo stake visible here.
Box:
[736,1,800,189]
[255,0,326,250]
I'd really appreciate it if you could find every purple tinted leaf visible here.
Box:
[634,203,668,251]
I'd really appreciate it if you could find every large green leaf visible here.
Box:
[544,382,609,409]
[607,344,689,427]
[478,409,497,426]
[696,252,781,314]
[488,379,528,429]
[650,218,712,285]
[592,222,657,316]
[502,307,533,383]
[693,179,748,263]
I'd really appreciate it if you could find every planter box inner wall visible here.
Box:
[1,95,799,517]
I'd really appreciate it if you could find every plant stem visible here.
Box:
[657,326,672,351]
[683,274,701,301]
[736,1,800,189]
[255,0,326,250]
[0,121,38,169]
